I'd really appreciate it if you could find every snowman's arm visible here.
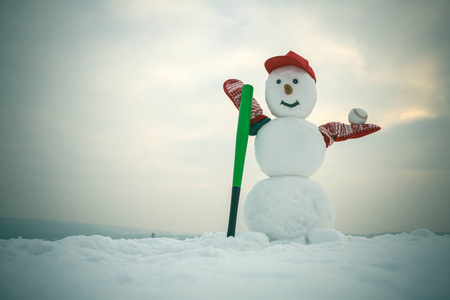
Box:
[223,79,271,136]
[318,122,381,148]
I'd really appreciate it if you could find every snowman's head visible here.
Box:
[265,65,317,119]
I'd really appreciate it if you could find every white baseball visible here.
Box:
[348,108,368,124]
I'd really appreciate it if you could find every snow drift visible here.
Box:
[1,230,449,300]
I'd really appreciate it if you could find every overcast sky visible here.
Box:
[1,0,449,235]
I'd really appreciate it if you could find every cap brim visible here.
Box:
[264,55,307,74]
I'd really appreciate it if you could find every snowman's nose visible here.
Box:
[284,84,293,95]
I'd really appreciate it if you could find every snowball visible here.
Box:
[255,117,326,177]
[243,176,335,240]
[265,65,317,118]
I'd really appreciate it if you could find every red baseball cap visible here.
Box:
[264,51,316,82]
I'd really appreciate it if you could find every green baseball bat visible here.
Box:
[227,84,253,237]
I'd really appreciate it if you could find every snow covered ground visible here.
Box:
[1,230,449,300]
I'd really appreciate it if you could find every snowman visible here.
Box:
[223,51,380,242]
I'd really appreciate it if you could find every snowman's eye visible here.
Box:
[276,79,281,84]
[293,79,298,84]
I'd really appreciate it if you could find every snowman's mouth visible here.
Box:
[281,100,300,108]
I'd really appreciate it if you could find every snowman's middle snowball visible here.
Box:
[255,117,326,177]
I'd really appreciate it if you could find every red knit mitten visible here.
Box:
[223,79,269,126]
[318,122,381,148]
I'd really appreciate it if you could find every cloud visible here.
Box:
[0,0,449,234]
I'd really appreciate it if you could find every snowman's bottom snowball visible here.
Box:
[244,176,335,241]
